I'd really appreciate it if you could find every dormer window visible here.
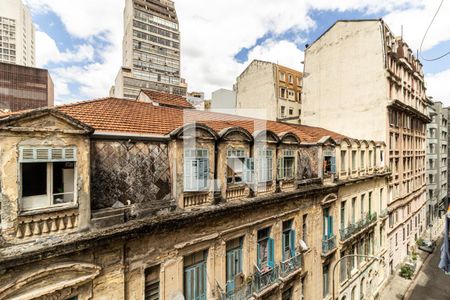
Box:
[19,147,77,211]
[258,149,273,183]
[279,150,295,180]
[227,148,248,184]
[184,149,209,192]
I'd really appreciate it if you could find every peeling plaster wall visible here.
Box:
[298,146,319,180]
[90,140,171,210]
[0,115,90,241]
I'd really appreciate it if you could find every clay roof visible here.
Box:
[55,97,346,143]
[141,90,194,109]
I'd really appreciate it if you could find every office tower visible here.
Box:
[0,0,35,66]
[111,0,186,99]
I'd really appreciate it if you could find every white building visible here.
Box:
[111,0,186,99]
[235,60,303,124]
[301,19,429,278]
[210,88,236,113]
[0,0,36,66]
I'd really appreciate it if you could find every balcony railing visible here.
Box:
[219,281,253,300]
[280,253,302,277]
[339,212,378,241]
[253,265,279,293]
[322,235,337,254]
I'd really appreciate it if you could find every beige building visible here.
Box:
[0,0,36,67]
[301,19,429,273]
[0,93,390,300]
[236,60,303,124]
[111,0,186,99]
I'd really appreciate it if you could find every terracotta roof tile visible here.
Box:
[57,97,347,143]
[141,90,194,109]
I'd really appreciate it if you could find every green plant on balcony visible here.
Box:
[416,238,424,247]
[399,264,414,279]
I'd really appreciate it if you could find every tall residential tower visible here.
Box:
[0,0,35,67]
[111,0,186,99]
[301,20,430,271]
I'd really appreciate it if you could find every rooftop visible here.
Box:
[1,95,349,143]
[139,89,194,109]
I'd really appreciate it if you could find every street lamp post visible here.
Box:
[331,254,385,300]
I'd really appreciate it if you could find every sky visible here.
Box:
[22,0,450,105]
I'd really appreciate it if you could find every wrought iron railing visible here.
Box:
[339,212,378,241]
[253,265,279,293]
[218,280,253,300]
[322,235,337,254]
[280,253,302,277]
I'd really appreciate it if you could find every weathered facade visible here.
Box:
[0,96,389,300]
[235,60,303,124]
[301,19,430,274]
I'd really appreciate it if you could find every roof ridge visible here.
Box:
[55,97,136,109]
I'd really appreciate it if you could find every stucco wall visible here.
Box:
[301,21,388,142]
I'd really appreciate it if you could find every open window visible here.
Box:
[323,155,336,176]
[227,148,253,184]
[257,227,274,272]
[257,149,273,183]
[20,147,77,211]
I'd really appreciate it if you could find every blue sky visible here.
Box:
[24,0,450,105]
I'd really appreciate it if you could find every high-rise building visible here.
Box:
[0,62,54,111]
[301,20,430,270]
[111,0,186,99]
[426,101,448,223]
[235,60,303,124]
[0,0,35,67]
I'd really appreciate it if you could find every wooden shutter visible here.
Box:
[330,156,336,174]
[290,230,296,257]
[268,238,275,269]
[19,147,77,162]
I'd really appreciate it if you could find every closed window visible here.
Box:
[279,149,295,180]
[184,251,208,300]
[226,237,243,294]
[145,266,160,300]
[184,149,209,191]
[20,147,77,211]
[258,149,273,183]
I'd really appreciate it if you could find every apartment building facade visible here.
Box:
[236,60,303,124]
[426,101,448,227]
[301,20,429,271]
[111,0,186,99]
[0,0,35,67]
[0,62,54,112]
[0,94,390,300]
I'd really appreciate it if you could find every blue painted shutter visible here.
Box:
[282,233,286,261]
[290,230,296,257]
[278,157,284,179]
[330,156,336,174]
[244,158,254,183]
[268,238,275,269]
[257,242,261,269]
[328,216,333,237]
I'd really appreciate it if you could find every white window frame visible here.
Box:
[19,147,77,212]
[258,149,273,183]
[184,148,209,192]
[279,149,296,180]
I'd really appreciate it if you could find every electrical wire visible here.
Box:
[420,0,450,61]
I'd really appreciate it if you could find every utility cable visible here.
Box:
[420,0,450,61]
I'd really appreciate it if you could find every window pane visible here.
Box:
[22,163,47,197]
[53,162,75,204]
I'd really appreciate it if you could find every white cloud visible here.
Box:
[426,70,450,105]
[36,31,94,66]
[24,0,450,102]
[384,1,450,52]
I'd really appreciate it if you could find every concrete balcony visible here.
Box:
[339,212,377,242]
[322,235,337,256]
[280,253,302,278]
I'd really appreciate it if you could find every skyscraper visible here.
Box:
[111,0,186,99]
[0,0,36,67]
